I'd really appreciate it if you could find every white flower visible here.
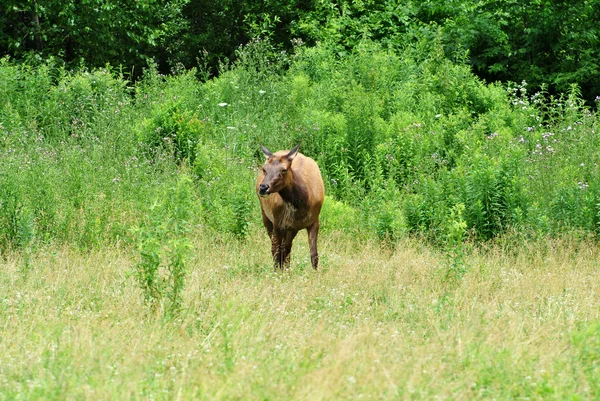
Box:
[259,90,266,95]
[218,102,228,107]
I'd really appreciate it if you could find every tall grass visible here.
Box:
[1,234,599,399]
[1,39,600,399]
[2,40,599,251]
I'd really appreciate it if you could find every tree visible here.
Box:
[0,0,188,75]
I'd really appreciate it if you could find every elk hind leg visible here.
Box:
[307,222,320,270]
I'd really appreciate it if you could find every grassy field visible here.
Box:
[2,40,600,400]
[2,229,599,400]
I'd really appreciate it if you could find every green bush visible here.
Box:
[136,103,211,164]
[360,182,406,242]
[320,196,360,234]
[2,37,600,250]
[132,173,195,316]
[194,142,257,240]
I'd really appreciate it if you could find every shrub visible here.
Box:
[360,182,406,242]
[404,177,451,242]
[319,196,360,234]
[0,176,23,252]
[462,156,509,240]
[442,203,468,282]
[132,173,195,316]
[194,142,257,240]
[3,37,600,250]
[136,103,211,164]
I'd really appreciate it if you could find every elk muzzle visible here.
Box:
[258,183,270,197]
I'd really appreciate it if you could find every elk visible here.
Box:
[256,143,325,270]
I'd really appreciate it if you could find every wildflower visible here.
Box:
[218,102,228,107]
[542,132,554,140]
[259,90,266,95]
[578,181,589,190]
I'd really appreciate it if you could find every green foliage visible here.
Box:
[0,59,182,250]
[440,0,600,101]
[463,157,511,240]
[136,103,210,164]
[572,322,600,397]
[0,177,28,253]
[361,183,405,243]
[132,173,194,316]
[1,0,188,75]
[3,0,599,105]
[2,37,600,252]
[442,203,468,282]
[296,0,600,102]
[319,196,360,234]
[193,142,256,240]
[179,0,310,75]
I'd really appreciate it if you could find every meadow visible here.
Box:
[2,234,600,399]
[1,39,600,399]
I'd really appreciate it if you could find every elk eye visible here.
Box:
[281,169,287,175]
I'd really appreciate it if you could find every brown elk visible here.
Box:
[256,143,325,270]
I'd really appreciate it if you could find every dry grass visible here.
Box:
[1,231,599,400]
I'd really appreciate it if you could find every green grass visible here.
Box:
[1,232,599,399]
[2,38,600,399]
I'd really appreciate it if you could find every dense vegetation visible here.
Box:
[3,0,600,101]
[2,3,600,399]
[1,39,599,255]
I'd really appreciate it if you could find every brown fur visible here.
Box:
[256,144,325,270]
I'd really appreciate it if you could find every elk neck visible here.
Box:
[277,173,308,210]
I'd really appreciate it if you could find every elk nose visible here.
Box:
[259,184,269,195]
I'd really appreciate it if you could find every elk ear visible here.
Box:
[260,144,273,158]
[286,143,301,162]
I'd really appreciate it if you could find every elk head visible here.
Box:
[257,143,300,197]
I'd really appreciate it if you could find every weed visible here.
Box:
[443,203,468,282]
[132,174,194,316]
[2,38,600,250]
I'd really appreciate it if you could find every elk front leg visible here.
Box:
[271,229,298,270]
[261,209,274,238]
[307,221,320,270]
[281,230,298,269]
[271,231,283,270]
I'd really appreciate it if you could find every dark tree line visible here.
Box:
[2,0,599,100]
